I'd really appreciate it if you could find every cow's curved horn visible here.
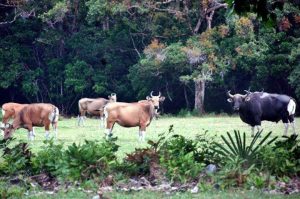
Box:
[150,91,154,97]
[227,90,234,98]
[158,91,161,97]
[111,93,116,96]
[244,90,251,95]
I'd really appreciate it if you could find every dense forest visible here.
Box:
[0,0,299,115]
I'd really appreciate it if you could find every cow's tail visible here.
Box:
[78,99,82,116]
[288,99,296,116]
[50,106,60,127]
[103,105,109,120]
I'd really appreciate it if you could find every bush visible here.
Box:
[194,132,221,165]
[32,139,65,177]
[62,138,119,181]
[257,145,299,177]
[0,140,33,176]
[0,181,26,199]
[160,134,205,182]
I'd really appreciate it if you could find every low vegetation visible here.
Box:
[1,119,300,198]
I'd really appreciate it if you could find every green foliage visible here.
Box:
[0,139,33,176]
[0,181,26,199]
[257,146,298,177]
[160,134,205,182]
[256,135,300,176]
[65,60,93,93]
[214,130,277,167]
[31,139,65,177]
[63,139,119,181]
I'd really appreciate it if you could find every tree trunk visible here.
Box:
[194,79,205,115]
[183,86,190,110]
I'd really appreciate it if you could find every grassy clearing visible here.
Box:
[3,116,300,157]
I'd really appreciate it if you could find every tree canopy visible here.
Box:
[0,0,299,115]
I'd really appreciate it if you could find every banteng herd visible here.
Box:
[0,90,298,141]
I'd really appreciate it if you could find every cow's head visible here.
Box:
[227,90,250,111]
[1,123,14,139]
[108,93,117,102]
[146,91,165,110]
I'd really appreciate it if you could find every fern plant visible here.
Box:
[213,130,277,168]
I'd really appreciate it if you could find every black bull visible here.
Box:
[227,91,297,137]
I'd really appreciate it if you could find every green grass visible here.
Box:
[23,189,300,199]
[2,116,299,157]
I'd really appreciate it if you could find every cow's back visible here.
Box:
[87,98,108,111]
[79,98,108,115]
[248,92,292,122]
[20,103,56,126]
[2,102,28,114]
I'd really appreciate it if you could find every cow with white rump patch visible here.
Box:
[104,91,165,141]
[1,103,59,140]
[227,90,297,137]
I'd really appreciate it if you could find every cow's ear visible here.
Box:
[159,96,165,102]
[146,96,151,100]
[227,98,233,103]
[108,95,111,99]
[245,96,251,101]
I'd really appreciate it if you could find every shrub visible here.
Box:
[0,140,33,176]
[31,139,65,177]
[257,145,299,177]
[123,147,159,177]
[63,138,119,181]
[160,134,205,182]
[194,131,221,165]
[213,130,277,168]
[122,127,169,178]
[0,181,26,199]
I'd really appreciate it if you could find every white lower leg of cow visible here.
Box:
[100,117,104,128]
[291,122,297,135]
[77,115,81,126]
[138,131,142,142]
[45,130,50,140]
[284,123,289,136]
[105,128,112,139]
[141,131,146,142]
[32,127,36,136]
[54,128,58,139]
[28,131,35,141]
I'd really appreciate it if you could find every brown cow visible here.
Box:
[1,102,28,125]
[78,93,117,127]
[104,91,165,141]
[1,103,59,140]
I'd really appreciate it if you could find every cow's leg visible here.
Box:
[77,115,81,126]
[78,116,85,126]
[282,117,289,136]
[291,121,297,135]
[27,125,35,141]
[100,116,104,128]
[251,126,255,137]
[283,123,289,136]
[44,121,51,140]
[138,130,142,141]
[105,122,114,139]
[139,125,146,142]
[288,116,297,135]
[53,122,58,139]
